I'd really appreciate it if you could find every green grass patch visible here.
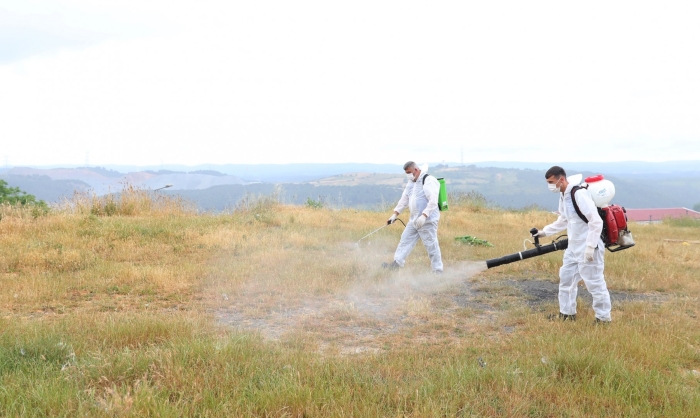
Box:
[665,217,700,228]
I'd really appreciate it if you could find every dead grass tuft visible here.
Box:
[56,183,195,217]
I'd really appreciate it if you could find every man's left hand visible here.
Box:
[584,246,595,262]
[414,214,427,229]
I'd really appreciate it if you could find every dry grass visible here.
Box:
[54,183,197,217]
[1,188,699,416]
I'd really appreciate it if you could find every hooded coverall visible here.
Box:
[392,172,443,272]
[543,182,612,321]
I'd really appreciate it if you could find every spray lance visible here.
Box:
[356,218,406,246]
[485,228,569,269]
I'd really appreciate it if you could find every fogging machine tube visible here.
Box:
[486,239,568,269]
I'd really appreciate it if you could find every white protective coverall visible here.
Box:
[542,179,612,321]
[392,172,443,272]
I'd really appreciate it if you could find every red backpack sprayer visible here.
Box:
[485,174,635,269]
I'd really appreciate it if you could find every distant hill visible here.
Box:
[468,161,700,179]
[0,175,91,202]
[172,183,403,212]
[165,165,700,212]
[29,163,405,183]
[304,165,700,211]
[3,163,699,211]
[60,160,700,180]
[2,167,245,197]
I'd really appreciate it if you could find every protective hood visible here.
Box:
[567,173,583,186]
[419,163,429,174]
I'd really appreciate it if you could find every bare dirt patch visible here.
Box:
[213,259,666,354]
[479,278,668,307]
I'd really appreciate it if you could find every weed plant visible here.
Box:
[0,188,699,416]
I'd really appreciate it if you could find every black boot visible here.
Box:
[381,261,400,270]
[547,313,576,321]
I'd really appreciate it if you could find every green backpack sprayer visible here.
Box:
[355,172,447,247]
[422,175,448,211]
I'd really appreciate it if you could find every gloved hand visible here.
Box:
[414,214,426,229]
[532,228,547,237]
[387,213,398,225]
[584,246,595,262]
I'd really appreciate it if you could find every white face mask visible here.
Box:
[406,172,415,181]
[548,178,561,193]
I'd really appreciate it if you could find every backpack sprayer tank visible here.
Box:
[576,174,635,251]
[582,174,615,207]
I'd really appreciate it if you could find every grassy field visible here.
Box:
[1,189,699,417]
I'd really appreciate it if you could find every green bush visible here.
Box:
[0,179,47,207]
[305,197,323,209]
[0,179,49,220]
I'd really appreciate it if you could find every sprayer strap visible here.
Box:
[570,186,589,223]
[422,174,430,185]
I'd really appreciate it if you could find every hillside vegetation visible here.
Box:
[145,165,700,211]
[5,164,700,212]
[309,165,700,211]
[1,189,699,416]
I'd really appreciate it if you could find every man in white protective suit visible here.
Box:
[532,166,612,324]
[384,161,443,273]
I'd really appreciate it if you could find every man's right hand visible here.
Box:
[387,213,398,225]
[532,228,547,237]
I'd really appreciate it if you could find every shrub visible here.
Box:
[58,183,194,217]
[0,179,49,220]
[234,187,283,226]
[305,197,323,209]
[449,190,493,212]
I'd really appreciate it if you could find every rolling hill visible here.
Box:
[2,163,699,212]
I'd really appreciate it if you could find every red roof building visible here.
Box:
[626,208,700,223]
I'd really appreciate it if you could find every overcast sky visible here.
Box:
[1,1,699,167]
